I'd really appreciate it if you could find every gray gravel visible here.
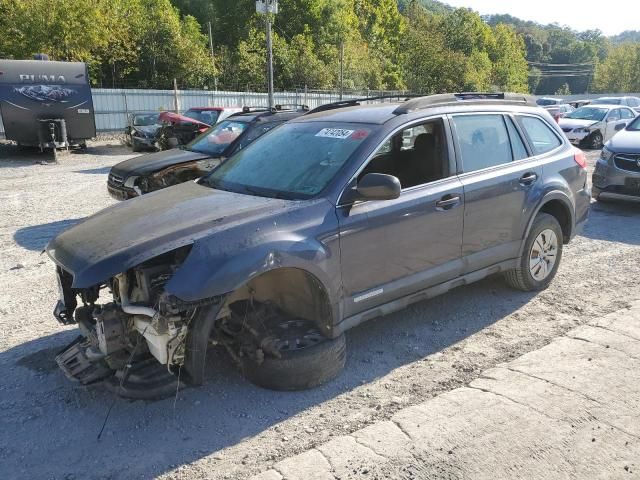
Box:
[0,143,639,480]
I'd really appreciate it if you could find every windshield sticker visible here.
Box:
[316,128,355,139]
[351,129,369,140]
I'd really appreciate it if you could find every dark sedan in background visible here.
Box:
[124,112,161,152]
[108,106,307,200]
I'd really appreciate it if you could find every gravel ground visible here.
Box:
[0,142,639,480]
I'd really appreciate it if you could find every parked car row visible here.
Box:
[110,105,309,200]
[536,96,640,204]
[124,107,243,152]
[48,92,593,399]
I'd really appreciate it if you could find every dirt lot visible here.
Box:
[0,142,639,480]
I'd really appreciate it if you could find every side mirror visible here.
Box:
[615,123,626,131]
[356,173,401,201]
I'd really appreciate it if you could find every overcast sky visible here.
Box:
[442,0,634,35]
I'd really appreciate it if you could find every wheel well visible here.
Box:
[539,199,572,243]
[220,268,334,337]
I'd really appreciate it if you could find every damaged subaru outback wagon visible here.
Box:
[48,93,590,398]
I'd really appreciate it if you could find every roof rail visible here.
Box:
[307,94,422,115]
[275,103,310,112]
[394,92,537,114]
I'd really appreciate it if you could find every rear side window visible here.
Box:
[518,116,562,155]
[505,117,529,160]
[452,114,513,173]
[620,108,636,120]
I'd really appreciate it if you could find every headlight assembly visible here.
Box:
[600,146,614,164]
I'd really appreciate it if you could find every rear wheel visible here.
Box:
[239,316,346,391]
[505,213,563,292]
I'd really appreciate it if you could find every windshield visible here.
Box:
[133,113,160,126]
[628,116,640,131]
[565,107,607,122]
[537,99,559,106]
[187,120,249,156]
[184,109,220,125]
[205,122,374,199]
[592,98,621,105]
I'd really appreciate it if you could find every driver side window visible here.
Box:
[359,119,449,190]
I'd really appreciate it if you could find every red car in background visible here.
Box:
[156,107,242,150]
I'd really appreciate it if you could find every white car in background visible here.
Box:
[591,96,640,114]
[559,104,637,149]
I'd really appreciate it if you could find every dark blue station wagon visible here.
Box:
[48,93,590,396]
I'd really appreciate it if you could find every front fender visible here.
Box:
[164,234,338,304]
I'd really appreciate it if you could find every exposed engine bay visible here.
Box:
[54,247,199,397]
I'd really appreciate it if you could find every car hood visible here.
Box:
[558,119,599,130]
[46,182,290,288]
[132,125,161,135]
[111,148,213,177]
[607,129,640,152]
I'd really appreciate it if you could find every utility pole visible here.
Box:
[266,16,275,109]
[256,1,278,109]
[208,22,214,58]
[339,40,345,101]
[208,21,218,92]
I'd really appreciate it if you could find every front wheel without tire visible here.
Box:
[240,318,346,391]
[504,213,563,292]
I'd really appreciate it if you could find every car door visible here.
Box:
[451,113,549,273]
[604,109,624,141]
[337,118,464,317]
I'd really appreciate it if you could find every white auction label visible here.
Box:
[315,128,354,139]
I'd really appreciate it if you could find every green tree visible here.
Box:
[592,43,640,93]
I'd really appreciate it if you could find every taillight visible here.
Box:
[573,148,587,169]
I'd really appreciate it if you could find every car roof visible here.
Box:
[293,96,543,126]
[297,103,400,125]
[186,107,225,111]
[584,104,628,110]
[228,109,307,123]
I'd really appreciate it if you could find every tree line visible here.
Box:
[0,0,638,94]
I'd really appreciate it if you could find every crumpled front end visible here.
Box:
[53,246,209,398]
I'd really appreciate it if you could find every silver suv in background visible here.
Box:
[593,114,640,202]
[591,96,640,114]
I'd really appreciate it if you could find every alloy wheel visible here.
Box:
[529,229,559,281]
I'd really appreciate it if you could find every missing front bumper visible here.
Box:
[56,335,186,399]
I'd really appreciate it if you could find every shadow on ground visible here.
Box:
[13,218,84,251]
[74,166,112,175]
[581,199,640,245]
[0,275,536,480]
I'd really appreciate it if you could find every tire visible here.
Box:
[589,131,603,150]
[504,213,563,292]
[132,142,142,152]
[240,320,346,391]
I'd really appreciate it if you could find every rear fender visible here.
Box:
[519,190,575,257]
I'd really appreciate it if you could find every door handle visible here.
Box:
[435,195,461,210]
[519,172,538,186]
